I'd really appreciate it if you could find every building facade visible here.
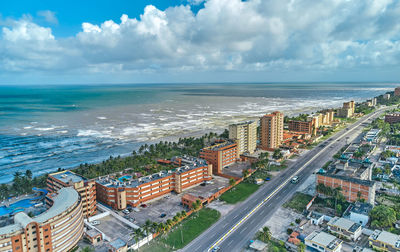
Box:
[229,121,257,155]
[369,230,400,251]
[96,157,212,210]
[327,217,362,241]
[337,101,355,118]
[0,187,84,252]
[200,142,238,174]
[385,113,400,124]
[47,170,97,218]
[317,174,376,205]
[384,93,391,100]
[260,111,284,150]
[288,120,313,135]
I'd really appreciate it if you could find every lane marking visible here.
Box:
[207,110,385,251]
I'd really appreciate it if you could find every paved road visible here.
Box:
[183,107,390,252]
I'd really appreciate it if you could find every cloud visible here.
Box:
[37,10,58,25]
[0,0,400,83]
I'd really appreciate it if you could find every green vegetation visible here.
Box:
[283,192,313,213]
[143,208,221,251]
[0,170,47,200]
[322,161,332,169]
[220,183,260,204]
[315,184,349,215]
[370,205,397,229]
[284,113,309,123]
[355,104,375,115]
[75,132,226,179]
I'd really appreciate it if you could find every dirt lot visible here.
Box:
[222,161,250,178]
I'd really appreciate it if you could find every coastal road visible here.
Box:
[183,106,390,252]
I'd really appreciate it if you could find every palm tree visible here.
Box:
[181,210,187,218]
[298,242,306,252]
[333,187,343,214]
[81,246,95,252]
[242,169,249,178]
[144,219,152,243]
[229,178,236,187]
[134,228,144,251]
[260,226,271,242]
[25,170,32,180]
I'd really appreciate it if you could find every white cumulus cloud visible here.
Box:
[0,0,399,83]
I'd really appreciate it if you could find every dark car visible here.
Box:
[160,213,166,218]
[140,204,147,208]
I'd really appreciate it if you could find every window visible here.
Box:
[14,239,19,243]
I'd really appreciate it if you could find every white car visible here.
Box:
[90,221,100,226]
[122,209,130,214]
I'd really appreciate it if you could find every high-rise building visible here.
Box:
[229,120,257,155]
[47,170,97,218]
[260,111,284,150]
[337,101,355,118]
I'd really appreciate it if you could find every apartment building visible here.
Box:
[200,141,238,174]
[337,101,355,118]
[260,111,284,150]
[395,87,400,97]
[327,217,362,241]
[369,230,400,251]
[96,156,212,210]
[384,93,391,100]
[229,120,257,155]
[385,112,400,124]
[0,187,84,252]
[288,120,313,135]
[47,170,97,218]
[305,231,342,252]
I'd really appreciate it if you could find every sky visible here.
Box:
[0,0,399,85]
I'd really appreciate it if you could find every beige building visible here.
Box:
[337,101,355,118]
[260,111,283,150]
[229,120,257,155]
[369,230,400,251]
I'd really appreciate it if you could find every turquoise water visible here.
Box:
[0,199,37,216]
[0,83,397,183]
[118,175,132,182]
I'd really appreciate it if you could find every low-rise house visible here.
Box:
[249,240,268,251]
[305,231,343,252]
[327,217,362,241]
[343,202,373,227]
[85,228,103,246]
[108,238,127,252]
[369,230,400,251]
[308,211,324,225]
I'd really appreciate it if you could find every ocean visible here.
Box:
[0,82,397,183]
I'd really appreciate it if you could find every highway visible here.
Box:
[183,106,390,252]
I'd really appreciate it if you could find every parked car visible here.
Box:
[90,221,100,226]
[122,209,130,214]
[140,204,147,208]
[164,195,170,199]
[160,213,167,218]
[132,208,140,212]
[265,177,271,181]
[129,218,135,222]
[200,182,206,186]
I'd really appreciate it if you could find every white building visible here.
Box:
[327,217,362,241]
[343,202,373,227]
[305,231,342,252]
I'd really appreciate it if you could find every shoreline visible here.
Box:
[1,88,395,184]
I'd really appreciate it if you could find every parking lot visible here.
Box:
[95,214,135,243]
[120,175,230,226]
[222,161,250,178]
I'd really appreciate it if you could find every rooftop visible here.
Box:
[86,228,102,238]
[202,141,236,151]
[328,217,361,233]
[369,230,400,248]
[306,231,342,250]
[229,120,256,126]
[109,238,126,250]
[97,156,208,188]
[50,170,86,184]
[343,202,373,217]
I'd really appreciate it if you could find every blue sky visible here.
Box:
[0,0,399,84]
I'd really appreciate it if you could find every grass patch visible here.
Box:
[143,208,221,251]
[283,192,313,213]
[220,183,260,204]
